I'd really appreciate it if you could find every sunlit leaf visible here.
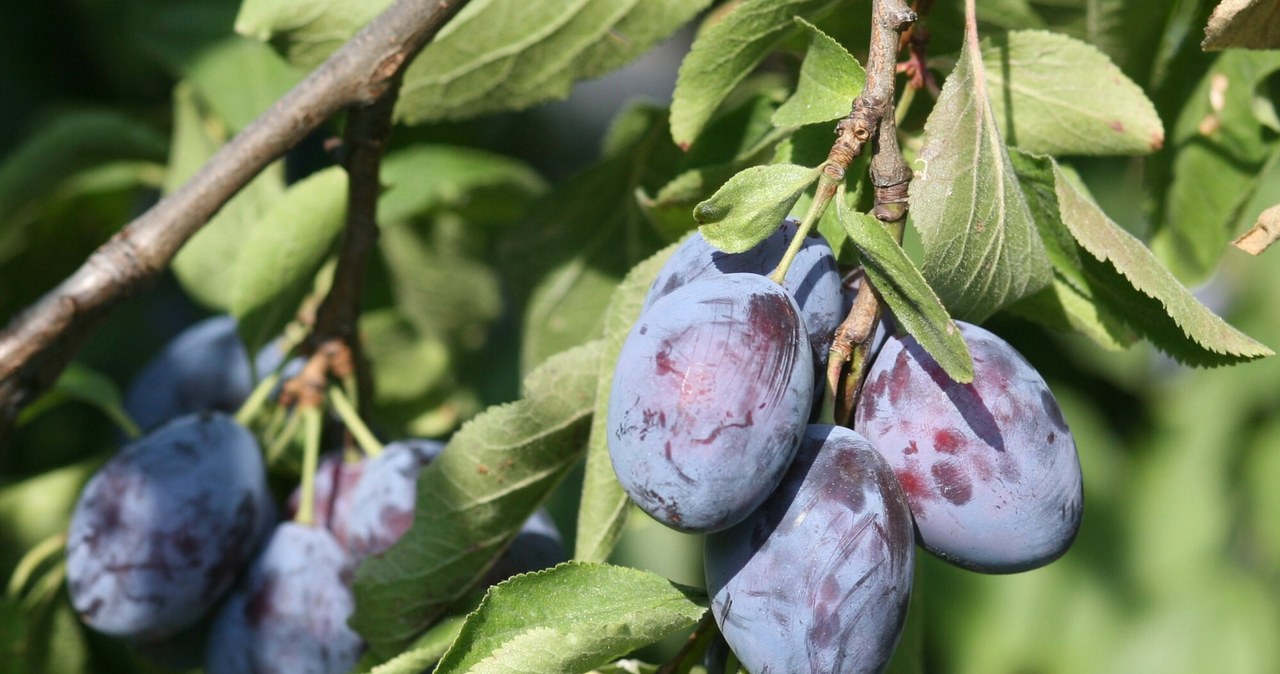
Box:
[351,341,604,656]
[771,18,865,128]
[982,30,1164,155]
[910,30,1052,322]
[693,164,819,253]
[434,563,707,674]
[670,0,840,147]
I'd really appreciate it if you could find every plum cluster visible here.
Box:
[608,222,1084,672]
[65,317,566,673]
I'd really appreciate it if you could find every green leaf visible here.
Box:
[1204,0,1280,50]
[184,37,302,132]
[0,456,102,571]
[1051,160,1273,364]
[1155,50,1280,282]
[16,363,140,439]
[379,146,546,226]
[693,164,819,253]
[670,0,839,147]
[362,309,452,406]
[351,341,605,656]
[772,18,866,128]
[910,30,1052,322]
[167,82,287,311]
[379,221,504,350]
[235,0,384,68]
[575,243,678,564]
[231,166,348,356]
[508,105,679,373]
[434,563,708,674]
[241,0,708,123]
[0,110,167,227]
[982,30,1164,155]
[837,194,973,383]
[362,616,466,674]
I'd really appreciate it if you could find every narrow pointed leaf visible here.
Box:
[911,31,1053,321]
[575,243,678,563]
[670,0,839,147]
[352,341,605,657]
[693,164,819,253]
[434,563,708,674]
[1052,161,1273,364]
[837,194,973,383]
[772,18,866,128]
[982,30,1164,155]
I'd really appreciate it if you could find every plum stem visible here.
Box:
[768,173,837,285]
[295,406,325,526]
[235,372,281,427]
[328,384,384,457]
[266,409,304,464]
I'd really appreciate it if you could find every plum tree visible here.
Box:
[64,412,275,638]
[608,273,814,533]
[855,321,1084,573]
[705,424,915,673]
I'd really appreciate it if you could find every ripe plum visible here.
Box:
[65,412,275,638]
[204,522,362,674]
[285,451,365,548]
[344,440,567,579]
[855,321,1083,573]
[645,219,842,375]
[705,424,914,674]
[609,273,813,533]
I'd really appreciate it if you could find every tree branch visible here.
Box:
[0,0,471,440]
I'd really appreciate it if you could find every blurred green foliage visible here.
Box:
[1,0,1279,672]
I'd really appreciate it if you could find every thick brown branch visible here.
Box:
[0,0,471,440]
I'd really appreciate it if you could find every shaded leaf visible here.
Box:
[1204,0,1280,50]
[982,30,1164,155]
[772,18,866,128]
[910,30,1052,322]
[351,341,605,656]
[0,110,166,227]
[16,363,140,439]
[575,243,678,564]
[168,82,287,310]
[239,0,708,123]
[837,192,973,383]
[693,164,819,253]
[1233,204,1280,255]
[362,616,466,674]
[231,166,348,356]
[671,0,840,147]
[183,37,302,132]
[1052,160,1273,364]
[380,146,546,226]
[434,563,707,674]
[1009,280,1136,351]
[508,105,679,373]
[362,309,452,406]
[1155,50,1280,282]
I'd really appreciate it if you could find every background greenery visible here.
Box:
[1,0,1278,672]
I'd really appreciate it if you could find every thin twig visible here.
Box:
[0,0,472,443]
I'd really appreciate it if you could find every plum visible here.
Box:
[343,440,567,580]
[645,219,842,376]
[205,522,362,674]
[855,321,1083,573]
[285,451,365,549]
[608,273,814,533]
[65,412,275,639]
[124,315,292,432]
[705,425,914,674]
